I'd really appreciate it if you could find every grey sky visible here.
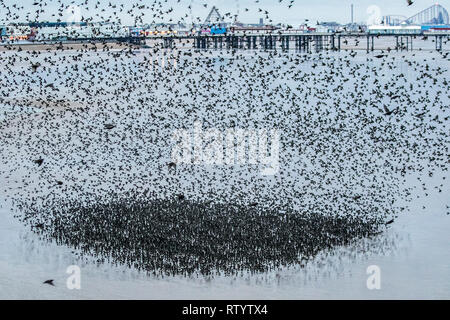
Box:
[0,0,449,26]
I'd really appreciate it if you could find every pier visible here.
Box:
[2,32,448,53]
[160,32,450,52]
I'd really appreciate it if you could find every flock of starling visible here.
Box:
[0,1,448,279]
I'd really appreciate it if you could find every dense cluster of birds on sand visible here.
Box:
[0,1,449,279]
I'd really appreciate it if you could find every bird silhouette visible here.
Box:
[43,280,55,286]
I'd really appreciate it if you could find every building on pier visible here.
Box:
[368,25,423,35]
[228,25,279,35]
[317,22,343,33]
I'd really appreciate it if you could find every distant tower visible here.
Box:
[259,18,264,26]
[351,4,354,24]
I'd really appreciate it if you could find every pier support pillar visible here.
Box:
[436,36,443,51]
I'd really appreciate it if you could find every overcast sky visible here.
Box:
[0,0,449,26]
